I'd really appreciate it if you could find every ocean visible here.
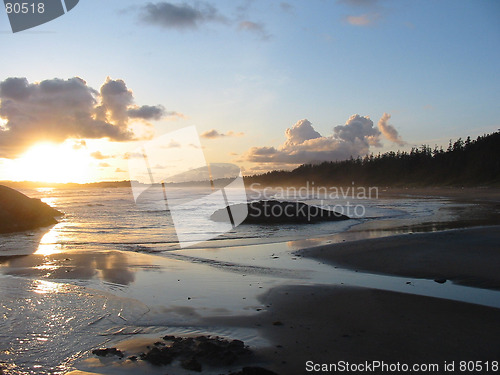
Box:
[1,186,444,257]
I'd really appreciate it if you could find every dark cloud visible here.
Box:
[128,105,165,120]
[0,77,174,159]
[138,2,271,41]
[377,112,406,146]
[243,115,384,165]
[200,129,244,139]
[139,2,223,29]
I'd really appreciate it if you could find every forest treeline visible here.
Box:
[245,131,500,187]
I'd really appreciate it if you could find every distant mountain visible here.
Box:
[0,185,62,234]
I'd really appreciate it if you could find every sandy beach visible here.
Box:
[299,225,500,290]
[202,226,500,374]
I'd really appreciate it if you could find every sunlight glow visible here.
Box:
[9,142,92,183]
[35,226,63,256]
[32,280,64,295]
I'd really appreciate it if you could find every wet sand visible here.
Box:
[298,225,500,290]
[207,285,500,375]
[200,226,500,374]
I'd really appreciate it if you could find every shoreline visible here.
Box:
[205,284,500,375]
[297,225,500,290]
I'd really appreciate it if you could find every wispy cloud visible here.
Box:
[345,13,380,26]
[280,2,293,13]
[137,2,271,40]
[377,113,406,146]
[90,151,113,160]
[139,2,225,30]
[238,20,270,40]
[200,129,244,139]
[338,0,379,7]
[339,0,383,27]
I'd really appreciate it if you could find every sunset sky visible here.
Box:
[0,0,499,183]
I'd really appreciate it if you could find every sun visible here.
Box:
[10,142,92,183]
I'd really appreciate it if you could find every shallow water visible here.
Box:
[0,187,499,374]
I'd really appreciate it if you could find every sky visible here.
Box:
[0,0,499,183]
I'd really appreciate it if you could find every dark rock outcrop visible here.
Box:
[0,185,62,234]
[211,200,349,224]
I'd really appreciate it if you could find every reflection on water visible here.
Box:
[32,279,64,295]
[35,225,64,256]
[1,251,140,285]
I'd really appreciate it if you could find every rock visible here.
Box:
[211,200,349,224]
[434,278,447,284]
[140,346,174,366]
[272,321,284,326]
[138,335,251,368]
[0,185,62,234]
[92,348,124,358]
[181,357,202,372]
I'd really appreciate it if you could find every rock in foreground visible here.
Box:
[0,185,62,234]
[92,335,280,373]
[211,200,349,224]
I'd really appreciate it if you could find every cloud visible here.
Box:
[139,2,224,29]
[238,21,270,39]
[338,0,379,7]
[243,115,384,165]
[200,129,244,139]
[345,13,380,26]
[284,119,322,147]
[98,162,111,168]
[128,105,165,120]
[90,151,112,160]
[115,168,126,173]
[0,77,173,158]
[165,139,181,148]
[280,2,293,13]
[123,151,144,160]
[339,0,382,27]
[377,113,406,146]
[137,2,271,41]
[72,140,87,150]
